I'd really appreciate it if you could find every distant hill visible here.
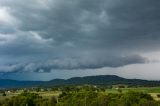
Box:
[0,75,160,88]
[48,75,160,87]
[0,79,44,88]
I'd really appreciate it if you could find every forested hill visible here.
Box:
[1,75,160,88]
[48,75,160,87]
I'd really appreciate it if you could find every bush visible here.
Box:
[2,93,6,96]
[0,92,56,106]
[157,94,160,98]
[0,90,160,106]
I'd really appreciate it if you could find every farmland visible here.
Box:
[1,86,160,101]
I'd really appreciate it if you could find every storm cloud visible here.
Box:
[0,0,160,75]
[0,55,148,72]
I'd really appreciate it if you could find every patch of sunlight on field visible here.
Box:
[0,92,20,101]
[105,87,160,101]
[105,87,160,93]
[149,93,160,101]
[38,91,61,98]
[105,89,119,93]
[0,91,61,101]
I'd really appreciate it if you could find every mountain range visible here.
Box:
[0,75,160,88]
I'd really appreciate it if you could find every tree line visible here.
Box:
[1,90,160,106]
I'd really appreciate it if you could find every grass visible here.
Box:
[106,87,160,93]
[0,92,20,101]
[105,87,160,100]
[38,91,61,99]
[0,91,61,101]
[149,93,160,101]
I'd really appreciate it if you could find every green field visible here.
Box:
[0,91,61,101]
[106,87,160,93]
[105,87,160,101]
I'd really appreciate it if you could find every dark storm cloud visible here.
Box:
[0,55,147,72]
[0,0,159,72]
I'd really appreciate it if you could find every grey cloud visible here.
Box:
[1,0,160,50]
[0,55,148,72]
[0,0,159,73]
[0,31,54,56]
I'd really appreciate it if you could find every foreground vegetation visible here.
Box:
[1,91,160,106]
[1,85,160,106]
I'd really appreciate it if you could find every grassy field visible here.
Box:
[0,91,61,101]
[38,91,61,99]
[1,87,160,101]
[105,87,160,100]
[0,92,20,101]
[106,87,160,93]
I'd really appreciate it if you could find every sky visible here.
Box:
[0,0,160,81]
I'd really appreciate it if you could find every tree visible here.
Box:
[49,96,57,106]
[2,93,6,96]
